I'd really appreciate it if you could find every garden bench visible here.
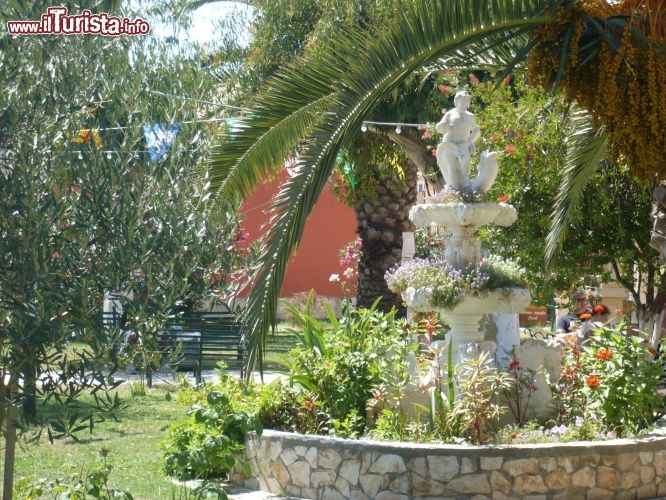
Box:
[161,310,246,382]
[103,305,246,382]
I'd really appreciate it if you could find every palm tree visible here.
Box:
[208,0,666,372]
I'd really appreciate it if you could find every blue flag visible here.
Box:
[143,123,180,161]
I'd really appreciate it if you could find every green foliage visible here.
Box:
[15,451,133,500]
[272,296,414,437]
[385,255,527,310]
[494,419,611,444]
[552,325,666,436]
[502,350,538,427]
[413,227,446,259]
[419,348,512,444]
[370,408,431,443]
[0,0,256,494]
[163,387,259,481]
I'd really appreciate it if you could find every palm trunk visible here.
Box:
[355,179,415,312]
[355,129,434,313]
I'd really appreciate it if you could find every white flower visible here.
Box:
[329,274,340,282]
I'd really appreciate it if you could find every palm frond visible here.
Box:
[210,0,565,374]
[546,108,609,266]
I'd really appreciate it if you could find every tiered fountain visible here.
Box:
[387,90,530,363]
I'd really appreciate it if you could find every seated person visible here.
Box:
[556,291,590,333]
[555,291,591,344]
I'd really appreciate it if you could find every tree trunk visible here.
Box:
[3,376,18,500]
[22,364,37,420]
[355,165,417,313]
[355,129,434,313]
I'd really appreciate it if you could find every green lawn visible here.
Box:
[11,383,194,499]
[8,330,300,498]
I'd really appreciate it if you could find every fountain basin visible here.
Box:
[403,286,531,315]
[410,202,517,228]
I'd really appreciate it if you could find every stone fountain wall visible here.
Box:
[236,427,666,499]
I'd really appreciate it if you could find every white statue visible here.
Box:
[435,91,499,194]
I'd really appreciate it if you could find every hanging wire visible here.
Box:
[144,88,250,112]
[361,120,427,133]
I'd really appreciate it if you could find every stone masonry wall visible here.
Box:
[238,427,666,499]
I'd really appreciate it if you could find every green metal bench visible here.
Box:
[162,310,246,382]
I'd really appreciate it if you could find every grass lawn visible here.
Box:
[7,330,300,498]
[11,382,195,499]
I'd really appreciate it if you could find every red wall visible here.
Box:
[239,172,357,297]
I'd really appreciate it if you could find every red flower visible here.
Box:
[498,193,509,203]
[594,348,610,360]
[594,305,605,314]
[439,84,449,94]
[503,75,511,85]
[490,134,500,142]
[586,374,601,389]
[511,432,518,439]
[469,74,480,85]
[505,145,517,154]
[525,153,534,162]
[509,359,520,370]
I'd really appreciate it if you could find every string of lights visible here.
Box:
[361,120,427,134]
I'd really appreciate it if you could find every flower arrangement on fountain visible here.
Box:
[385,254,528,311]
[425,185,487,204]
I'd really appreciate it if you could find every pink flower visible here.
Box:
[234,231,250,244]
[490,134,499,142]
[469,74,480,85]
[498,193,509,202]
[505,145,517,154]
[422,130,432,140]
[503,75,511,85]
[439,84,449,94]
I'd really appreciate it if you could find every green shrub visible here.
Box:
[163,390,260,481]
[273,295,415,438]
[552,324,666,436]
